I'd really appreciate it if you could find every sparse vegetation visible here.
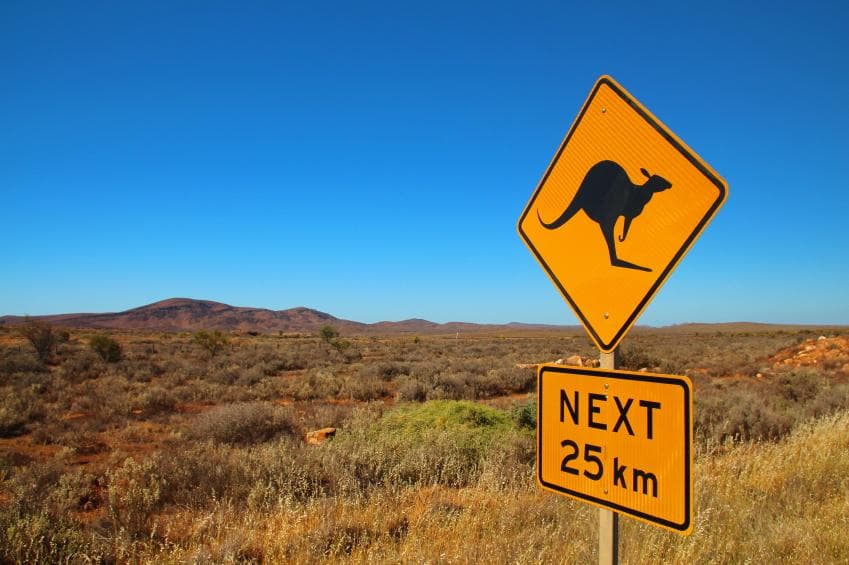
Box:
[88,334,122,362]
[185,401,297,445]
[193,329,228,358]
[319,324,356,357]
[18,319,56,363]
[320,324,339,343]
[0,326,848,562]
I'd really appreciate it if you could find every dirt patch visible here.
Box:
[769,336,849,374]
[176,402,216,414]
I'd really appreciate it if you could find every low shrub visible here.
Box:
[0,386,42,437]
[107,456,167,537]
[339,374,389,401]
[0,347,45,379]
[18,319,57,363]
[372,400,511,443]
[395,375,428,402]
[135,385,178,417]
[0,511,105,562]
[185,402,297,445]
[321,401,519,493]
[193,330,228,358]
[117,357,165,383]
[619,345,661,371]
[512,396,537,429]
[291,369,342,400]
[59,350,103,382]
[359,361,410,381]
[89,335,122,363]
[319,325,339,343]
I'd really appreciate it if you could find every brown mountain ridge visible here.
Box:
[0,298,566,335]
[3,298,839,336]
[0,298,360,334]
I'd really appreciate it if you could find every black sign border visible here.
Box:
[536,364,693,533]
[517,75,728,352]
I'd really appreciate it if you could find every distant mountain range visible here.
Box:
[2,298,841,336]
[0,298,570,335]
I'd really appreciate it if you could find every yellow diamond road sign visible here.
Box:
[537,364,694,534]
[518,75,727,352]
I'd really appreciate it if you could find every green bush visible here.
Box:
[320,325,339,343]
[512,396,537,429]
[377,400,511,441]
[89,334,122,363]
[193,330,228,358]
[322,401,519,493]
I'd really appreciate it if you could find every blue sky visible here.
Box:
[2,1,848,326]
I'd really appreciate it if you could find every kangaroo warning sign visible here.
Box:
[518,75,727,352]
[537,364,693,534]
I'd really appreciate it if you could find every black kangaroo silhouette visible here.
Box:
[538,160,672,272]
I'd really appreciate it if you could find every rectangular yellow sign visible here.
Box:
[537,364,693,534]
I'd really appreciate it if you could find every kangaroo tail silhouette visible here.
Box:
[538,197,582,230]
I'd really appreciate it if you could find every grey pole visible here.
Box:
[599,347,620,565]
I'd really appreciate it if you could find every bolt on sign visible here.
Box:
[517,75,727,352]
[537,364,694,534]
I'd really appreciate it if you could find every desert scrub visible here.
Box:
[695,369,849,443]
[59,348,103,382]
[185,401,297,445]
[338,373,390,401]
[18,319,58,363]
[291,368,343,400]
[357,360,410,381]
[619,344,662,371]
[380,400,511,437]
[193,330,228,358]
[0,346,45,381]
[89,334,122,363]
[512,395,538,429]
[395,374,429,401]
[0,385,43,437]
[488,365,536,394]
[107,456,168,537]
[115,355,165,383]
[320,401,522,493]
[67,409,849,563]
[133,385,178,417]
[182,440,330,506]
[0,511,106,563]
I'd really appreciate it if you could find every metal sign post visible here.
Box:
[599,348,620,565]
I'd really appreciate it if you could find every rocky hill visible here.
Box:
[0,298,569,335]
[0,298,365,334]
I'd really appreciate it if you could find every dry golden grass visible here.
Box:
[1,326,849,563]
[8,410,827,564]
[101,410,849,564]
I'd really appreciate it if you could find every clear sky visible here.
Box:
[2,1,848,326]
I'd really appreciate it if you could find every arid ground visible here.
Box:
[1,323,848,563]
